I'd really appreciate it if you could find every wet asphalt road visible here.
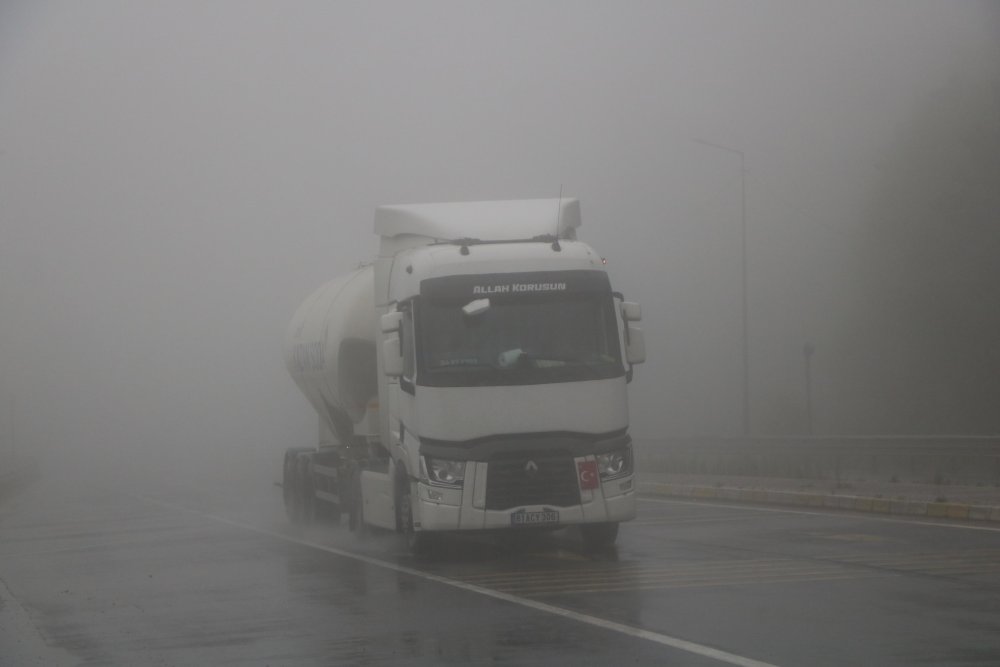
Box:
[2,471,1000,666]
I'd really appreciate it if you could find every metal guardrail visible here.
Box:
[634,436,1000,485]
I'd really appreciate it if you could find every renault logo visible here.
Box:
[524,460,539,477]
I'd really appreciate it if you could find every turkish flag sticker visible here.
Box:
[578,460,599,490]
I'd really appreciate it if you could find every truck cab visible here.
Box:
[371,200,644,550]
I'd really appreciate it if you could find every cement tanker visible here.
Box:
[280,199,645,552]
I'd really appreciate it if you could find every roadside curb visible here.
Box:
[638,482,1000,523]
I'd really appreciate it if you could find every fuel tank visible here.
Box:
[282,265,377,444]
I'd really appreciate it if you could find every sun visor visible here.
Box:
[420,270,611,304]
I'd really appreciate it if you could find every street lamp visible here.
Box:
[803,342,815,435]
[695,138,750,436]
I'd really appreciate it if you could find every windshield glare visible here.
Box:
[418,295,623,387]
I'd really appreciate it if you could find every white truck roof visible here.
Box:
[374,198,581,242]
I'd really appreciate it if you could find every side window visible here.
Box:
[402,304,415,380]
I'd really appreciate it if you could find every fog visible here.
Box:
[2,1,999,488]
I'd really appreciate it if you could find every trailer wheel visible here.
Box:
[298,458,316,524]
[348,468,367,538]
[316,499,341,524]
[579,522,619,551]
[283,452,303,523]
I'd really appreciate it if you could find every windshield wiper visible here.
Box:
[502,351,606,378]
[431,361,498,371]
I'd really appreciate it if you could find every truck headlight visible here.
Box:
[596,447,632,480]
[422,456,466,488]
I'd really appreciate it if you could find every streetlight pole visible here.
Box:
[696,138,750,436]
[803,342,815,435]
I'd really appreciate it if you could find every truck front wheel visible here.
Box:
[398,478,435,555]
[348,468,367,537]
[580,522,619,551]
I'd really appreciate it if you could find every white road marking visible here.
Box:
[0,578,78,667]
[639,497,1000,533]
[138,495,779,667]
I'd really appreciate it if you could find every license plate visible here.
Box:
[510,508,559,526]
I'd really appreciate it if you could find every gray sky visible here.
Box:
[2,2,998,476]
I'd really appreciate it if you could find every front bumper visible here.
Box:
[414,467,637,532]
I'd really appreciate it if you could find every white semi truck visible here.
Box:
[281,199,645,551]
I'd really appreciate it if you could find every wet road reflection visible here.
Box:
[3,475,1000,666]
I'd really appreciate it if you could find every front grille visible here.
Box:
[485,451,581,510]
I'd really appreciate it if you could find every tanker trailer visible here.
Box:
[280,266,380,523]
[280,199,646,552]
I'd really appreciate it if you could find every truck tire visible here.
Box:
[283,448,316,525]
[283,451,303,523]
[316,499,341,524]
[397,475,435,555]
[298,458,316,524]
[580,522,619,551]
[348,468,367,538]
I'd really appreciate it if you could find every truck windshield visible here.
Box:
[417,293,624,387]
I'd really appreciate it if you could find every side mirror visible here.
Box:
[625,326,645,365]
[381,310,403,377]
[621,301,642,322]
[615,298,644,381]
[382,335,403,377]
[381,311,402,333]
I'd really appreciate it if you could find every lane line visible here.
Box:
[458,558,791,583]
[0,577,78,667]
[461,552,1000,592]
[137,495,779,667]
[639,497,1000,533]
[478,570,876,595]
[836,549,1000,566]
[459,560,841,586]
[497,572,888,596]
